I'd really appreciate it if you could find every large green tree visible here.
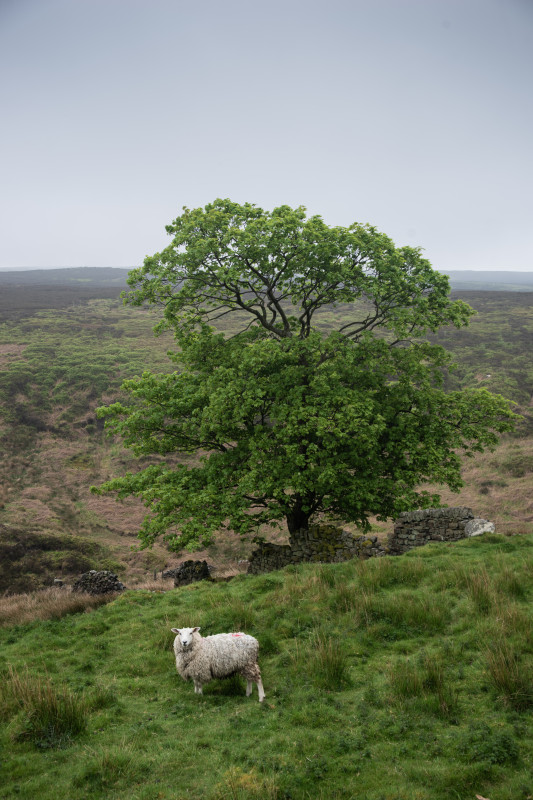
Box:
[95,199,516,550]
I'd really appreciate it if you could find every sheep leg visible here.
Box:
[193,681,203,695]
[241,663,265,703]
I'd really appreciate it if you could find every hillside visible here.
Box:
[0,268,129,321]
[1,535,532,799]
[0,278,532,592]
[0,267,131,285]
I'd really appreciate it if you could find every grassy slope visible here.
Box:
[0,289,533,590]
[1,534,532,800]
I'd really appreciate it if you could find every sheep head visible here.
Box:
[171,627,200,649]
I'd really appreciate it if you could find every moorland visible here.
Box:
[0,269,532,800]
[1,271,532,591]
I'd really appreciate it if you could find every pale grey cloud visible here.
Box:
[0,0,531,269]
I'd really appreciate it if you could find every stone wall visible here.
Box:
[247,509,495,575]
[388,507,495,555]
[247,524,386,575]
[72,570,126,595]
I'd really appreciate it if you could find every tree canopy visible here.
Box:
[95,199,516,551]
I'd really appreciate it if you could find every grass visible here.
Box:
[485,639,533,711]
[0,533,532,800]
[2,666,89,748]
[0,586,117,627]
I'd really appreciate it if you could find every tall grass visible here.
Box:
[290,631,351,691]
[464,567,496,614]
[485,639,533,710]
[0,586,116,627]
[355,589,448,633]
[388,654,458,718]
[494,561,528,599]
[355,555,428,590]
[212,766,279,800]
[2,666,89,748]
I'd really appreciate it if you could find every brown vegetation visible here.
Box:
[1,285,532,595]
[0,585,116,627]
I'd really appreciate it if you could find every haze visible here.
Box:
[0,0,531,270]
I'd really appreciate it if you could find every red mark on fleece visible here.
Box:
[231,632,245,637]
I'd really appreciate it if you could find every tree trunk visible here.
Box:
[286,503,311,536]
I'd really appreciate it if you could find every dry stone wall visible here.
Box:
[247,524,386,575]
[247,508,495,575]
[170,560,212,587]
[388,507,495,554]
[72,570,126,595]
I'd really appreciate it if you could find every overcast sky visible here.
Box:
[0,0,531,270]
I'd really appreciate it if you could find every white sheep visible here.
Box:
[171,627,265,702]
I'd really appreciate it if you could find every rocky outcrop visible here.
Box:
[72,569,126,595]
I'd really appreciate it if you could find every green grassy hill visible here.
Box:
[1,534,532,800]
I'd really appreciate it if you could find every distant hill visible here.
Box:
[1,267,532,292]
[443,270,533,291]
[0,269,133,321]
[0,267,130,287]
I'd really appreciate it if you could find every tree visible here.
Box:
[94,199,516,551]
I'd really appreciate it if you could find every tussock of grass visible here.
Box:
[494,561,529,599]
[289,632,352,691]
[211,766,279,800]
[485,639,533,710]
[2,666,88,748]
[355,554,429,590]
[464,567,496,613]
[71,742,150,791]
[356,589,448,634]
[388,653,459,719]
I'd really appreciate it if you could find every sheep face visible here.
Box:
[171,627,200,649]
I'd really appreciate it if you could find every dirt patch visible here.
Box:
[0,344,27,369]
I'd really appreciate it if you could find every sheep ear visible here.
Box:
[171,628,180,634]
[192,627,201,633]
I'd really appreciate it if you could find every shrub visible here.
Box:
[501,452,533,478]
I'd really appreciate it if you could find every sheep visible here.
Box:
[171,627,265,702]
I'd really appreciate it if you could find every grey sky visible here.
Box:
[0,0,531,270]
